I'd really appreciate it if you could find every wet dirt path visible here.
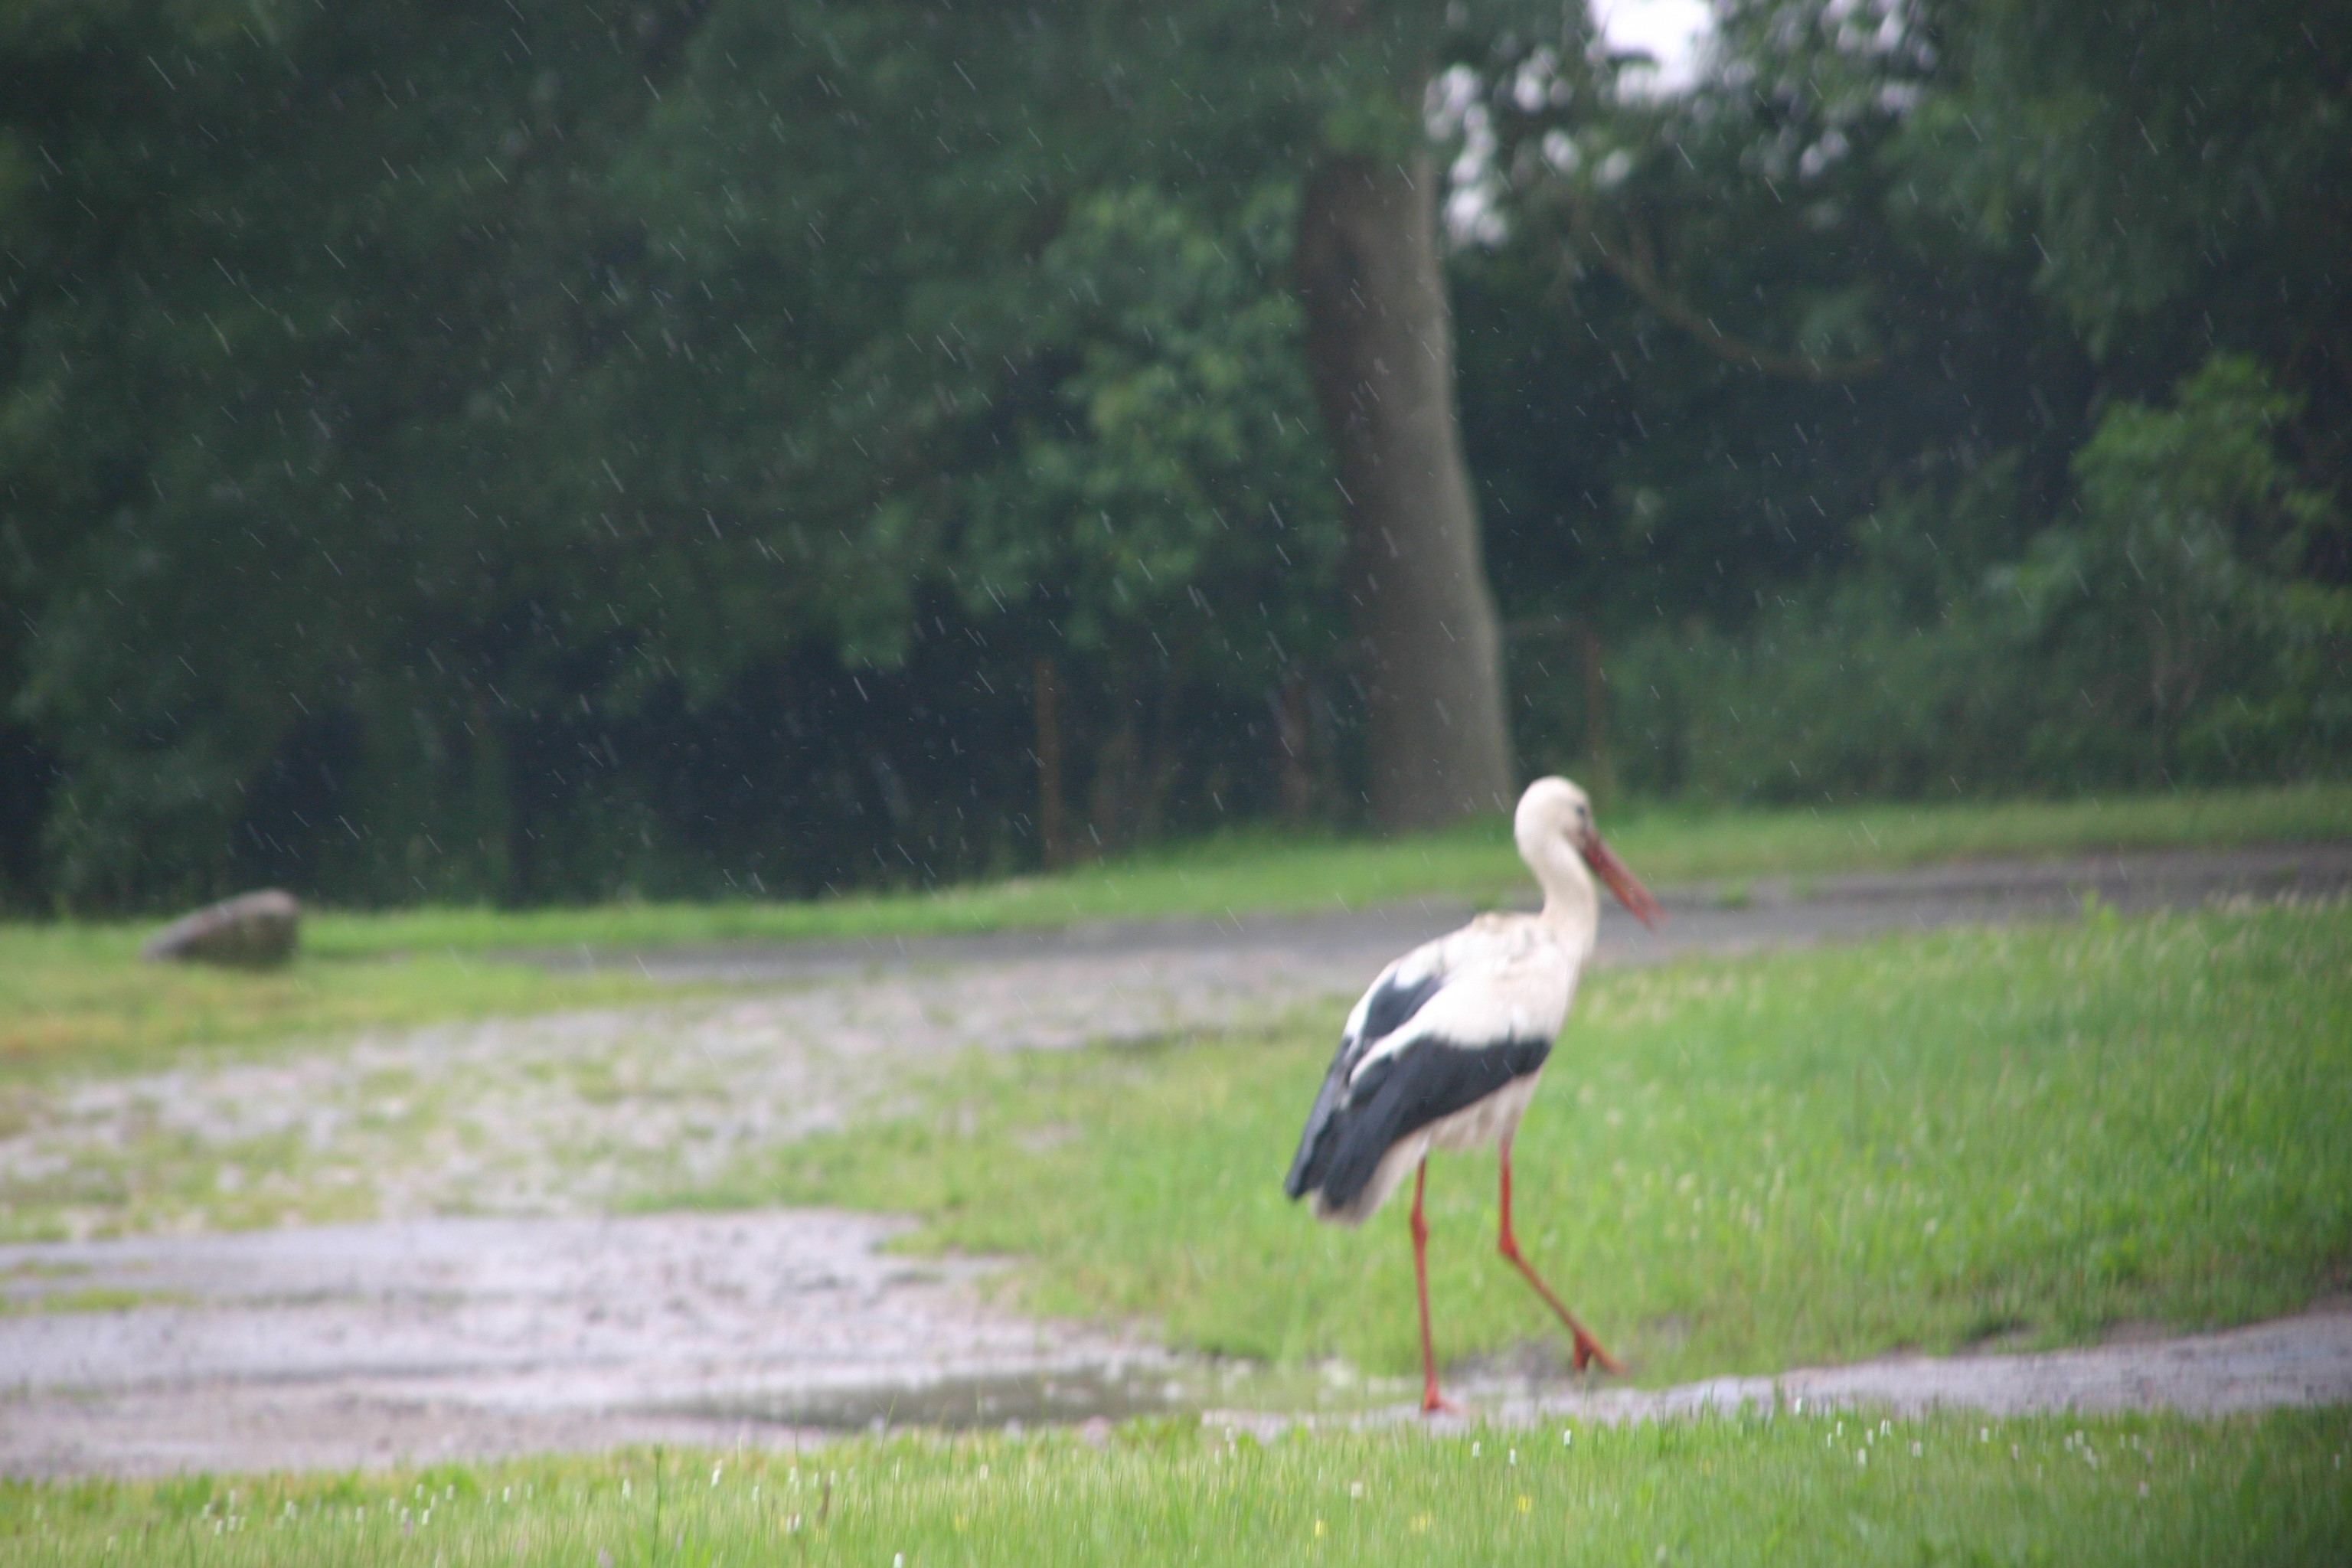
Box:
[1220,1303,2352,1439]
[2,844,2346,1475]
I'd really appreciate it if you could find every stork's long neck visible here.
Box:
[1521,830,1601,961]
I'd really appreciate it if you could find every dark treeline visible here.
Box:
[2,0,2346,913]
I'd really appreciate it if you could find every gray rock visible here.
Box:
[142,889,301,968]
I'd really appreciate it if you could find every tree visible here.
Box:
[0,0,750,906]
[1299,149,1515,829]
[2006,356,2347,780]
[1419,0,2351,801]
[1292,5,1517,830]
[635,0,1531,835]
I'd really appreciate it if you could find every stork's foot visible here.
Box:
[1570,1328,1627,1378]
[1420,1387,1462,1417]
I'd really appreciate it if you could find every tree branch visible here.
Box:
[1563,194,1885,384]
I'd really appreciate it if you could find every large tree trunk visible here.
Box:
[1297,151,1514,831]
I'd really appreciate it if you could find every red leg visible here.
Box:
[1497,1134,1625,1377]
[1410,1159,1457,1414]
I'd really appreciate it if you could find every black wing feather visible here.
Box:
[1290,1034,1551,1209]
[1358,970,1443,1047]
[1282,967,1445,1199]
[1282,1069,1351,1199]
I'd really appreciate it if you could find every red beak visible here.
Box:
[1582,835,1665,930]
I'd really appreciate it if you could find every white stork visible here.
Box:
[1283,776,1664,1411]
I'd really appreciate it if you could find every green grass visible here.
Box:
[5,1411,2346,1566]
[0,1285,194,1315]
[0,923,677,1081]
[667,900,2352,1386]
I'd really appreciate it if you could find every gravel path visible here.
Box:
[2,843,2347,1476]
[0,1213,1181,1477]
[555,841,2352,985]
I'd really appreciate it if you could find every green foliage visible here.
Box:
[1456,0,2349,807]
[1918,0,2352,350]
[1572,358,2349,802]
[676,903,2352,1384]
[0,2,1361,908]
[951,183,1342,678]
[1587,601,2019,801]
[6,1413,2347,1566]
[2007,356,2349,779]
[2,2,733,906]
[2,0,2347,911]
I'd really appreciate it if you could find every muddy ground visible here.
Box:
[3,844,2347,1476]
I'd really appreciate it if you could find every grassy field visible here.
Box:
[0,923,676,1081]
[5,782,2347,1083]
[5,1411,2345,1566]
[668,900,2352,1386]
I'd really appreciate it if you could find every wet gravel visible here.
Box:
[1229,1303,2352,1437]
[0,1212,1179,1476]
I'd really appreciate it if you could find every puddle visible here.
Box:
[668,1361,1419,1433]
[673,1366,1201,1432]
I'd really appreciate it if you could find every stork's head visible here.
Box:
[1514,776,1665,929]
